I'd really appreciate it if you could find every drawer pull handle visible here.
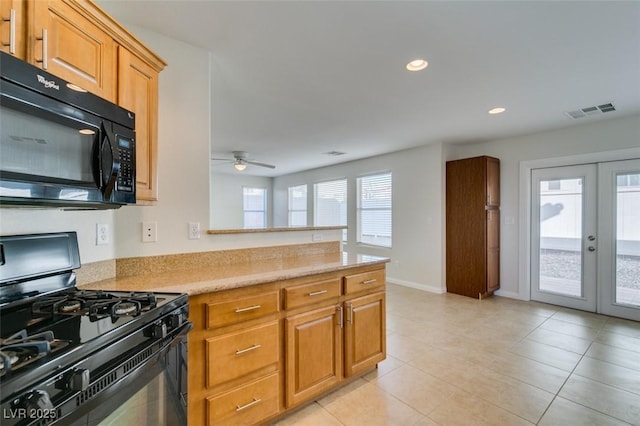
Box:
[362,279,377,285]
[235,344,261,355]
[236,397,262,412]
[308,289,328,297]
[235,305,261,313]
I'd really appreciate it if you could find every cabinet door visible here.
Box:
[344,292,386,377]
[118,46,159,202]
[285,304,342,407]
[486,157,500,206]
[0,0,25,58]
[486,209,500,294]
[31,0,115,101]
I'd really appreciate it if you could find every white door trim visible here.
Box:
[518,147,640,301]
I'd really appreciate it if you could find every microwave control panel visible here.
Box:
[116,137,135,192]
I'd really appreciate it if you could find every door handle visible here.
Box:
[100,122,120,200]
[35,29,48,69]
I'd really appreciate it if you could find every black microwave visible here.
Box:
[0,51,136,209]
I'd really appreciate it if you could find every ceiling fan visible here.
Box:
[211,151,276,171]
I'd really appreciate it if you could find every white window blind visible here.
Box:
[243,187,266,228]
[288,184,307,226]
[357,173,392,247]
[314,179,347,241]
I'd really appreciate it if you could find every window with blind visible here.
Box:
[357,172,392,247]
[288,184,307,226]
[243,187,267,228]
[314,179,347,241]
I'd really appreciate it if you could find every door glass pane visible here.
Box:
[539,178,583,297]
[615,172,640,307]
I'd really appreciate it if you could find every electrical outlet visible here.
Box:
[142,221,158,242]
[96,223,109,245]
[188,222,201,240]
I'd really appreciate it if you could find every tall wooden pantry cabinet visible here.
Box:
[446,156,500,299]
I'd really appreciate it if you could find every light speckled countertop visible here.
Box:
[79,252,389,296]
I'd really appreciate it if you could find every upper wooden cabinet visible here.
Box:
[118,47,160,201]
[0,0,26,58]
[0,0,166,202]
[30,0,116,101]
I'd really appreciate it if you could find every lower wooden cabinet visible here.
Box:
[285,304,343,407]
[207,372,280,426]
[189,265,387,425]
[345,291,386,377]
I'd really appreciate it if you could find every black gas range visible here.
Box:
[0,232,191,425]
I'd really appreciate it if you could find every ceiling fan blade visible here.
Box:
[246,160,276,169]
[211,157,234,161]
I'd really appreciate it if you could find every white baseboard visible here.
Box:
[494,289,525,300]
[386,277,445,294]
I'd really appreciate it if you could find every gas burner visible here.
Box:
[0,351,19,372]
[112,301,139,316]
[59,300,83,313]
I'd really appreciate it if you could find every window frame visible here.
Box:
[242,186,267,229]
[357,172,392,248]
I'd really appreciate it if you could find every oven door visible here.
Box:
[63,327,190,426]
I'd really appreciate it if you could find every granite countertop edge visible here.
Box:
[78,255,390,297]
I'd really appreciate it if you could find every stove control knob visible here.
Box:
[68,369,90,391]
[168,313,183,329]
[152,322,167,339]
[22,390,54,412]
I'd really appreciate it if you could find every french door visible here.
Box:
[531,159,640,321]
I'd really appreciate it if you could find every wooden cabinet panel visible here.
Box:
[344,292,386,377]
[31,0,116,101]
[446,156,500,298]
[0,0,26,58]
[283,278,341,309]
[486,157,500,206]
[344,269,385,295]
[207,372,280,426]
[206,291,279,329]
[285,304,342,407]
[117,46,159,202]
[206,321,279,388]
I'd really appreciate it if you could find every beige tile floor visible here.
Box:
[274,284,640,426]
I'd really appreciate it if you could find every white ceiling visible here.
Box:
[99,1,640,177]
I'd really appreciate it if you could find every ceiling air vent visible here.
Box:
[565,103,616,119]
[323,151,346,156]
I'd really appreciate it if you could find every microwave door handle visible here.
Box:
[100,122,120,200]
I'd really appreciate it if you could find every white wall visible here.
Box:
[210,172,274,229]
[451,114,640,299]
[113,27,341,256]
[273,143,446,293]
[0,208,115,264]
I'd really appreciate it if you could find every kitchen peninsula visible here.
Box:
[79,241,388,425]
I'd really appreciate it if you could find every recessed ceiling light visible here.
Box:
[406,59,428,72]
[488,107,506,115]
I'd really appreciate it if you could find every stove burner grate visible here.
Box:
[32,290,158,321]
[0,330,69,376]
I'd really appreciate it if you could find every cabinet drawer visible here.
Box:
[206,291,279,329]
[283,278,341,309]
[344,269,385,295]
[206,321,279,388]
[207,372,279,426]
